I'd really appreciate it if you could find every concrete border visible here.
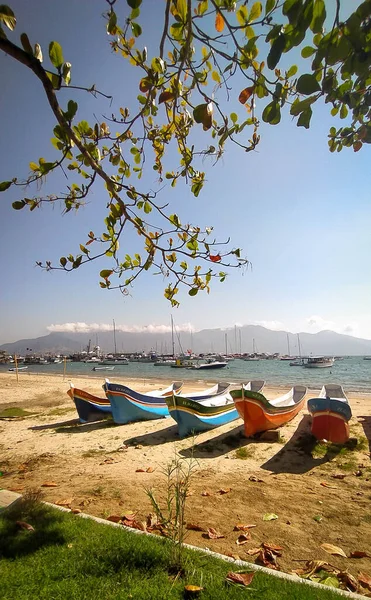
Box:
[41,501,366,599]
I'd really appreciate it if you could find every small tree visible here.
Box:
[0,0,370,303]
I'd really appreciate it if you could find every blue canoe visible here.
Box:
[166,380,265,437]
[103,381,230,424]
[67,384,111,423]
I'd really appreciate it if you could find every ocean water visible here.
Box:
[2,357,370,392]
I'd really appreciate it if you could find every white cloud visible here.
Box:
[47,322,197,334]
[306,315,335,331]
[253,320,285,331]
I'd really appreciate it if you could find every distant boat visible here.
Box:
[364,357,371,361]
[99,357,129,365]
[92,366,115,371]
[189,360,227,370]
[8,366,28,372]
[289,360,303,366]
[230,385,307,437]
[154,359,176,367]
[304,356,334,368]
[67,384,111,423]
[167,381,265,437]
[307,385,351,444]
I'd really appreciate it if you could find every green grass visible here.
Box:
[234,446,254,460]
[311,437,365,460]
[0,495,347,600]
[46,407,75,417]
[0,407,37,418]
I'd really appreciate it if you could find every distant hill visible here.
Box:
[1,325,371,356]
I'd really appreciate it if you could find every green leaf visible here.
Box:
[340,104,348,119]
[48,41,64,69]
[65,99,78,120]
[20,33,33,54]
[100,269,113,278]
[267,34,286,70]
[320,577,340,588]
[131,21,142,37]
[189,288,198,296]
[127,0,142,7]
[107,11,117,35]
[310,0,326,34]
[59,256,67,267]
[265,0,275,14]
[262,101,281,125]
[296,74,321,95]
[143,201,152,214]
[0,180,11,191]
[12,200,25,210]
[46,71,61,90]
[301,46,316,58]
[263,513,278,521]
[290,95,316,116]
[230,112,238,124]
[62,62,71,85]
[283,0,302,25]
[0,5,16,30]
[297,106,312,129]
[29,162,39,172]
[287,64,298,77]
[249,2,262,21]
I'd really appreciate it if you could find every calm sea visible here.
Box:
[1,357,370,392]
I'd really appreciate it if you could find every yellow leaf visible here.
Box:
[320,543,347,558]
[249,2,262,21]
[215,12,224,32]
[212,71,221,83]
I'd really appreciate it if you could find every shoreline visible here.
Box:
[2,369,371,395]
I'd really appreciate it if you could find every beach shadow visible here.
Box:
[123,424,180,447]
[261,414,344,474]
[30,418,115,434]
[180,424,253,458]
[359,415,371,453]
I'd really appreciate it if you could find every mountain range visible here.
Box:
[1,325,371,356]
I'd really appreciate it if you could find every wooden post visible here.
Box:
[63,357,67,381]
[14,354,19,383]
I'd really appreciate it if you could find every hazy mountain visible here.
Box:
[1,325,371,356]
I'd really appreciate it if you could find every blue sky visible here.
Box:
[1,0,370,344]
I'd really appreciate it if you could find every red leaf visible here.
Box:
[55,498,73,507]
[122,512,136,521]
[41,481,58,487]
[218,487,231,494]
[215,12,224,32]
[209,254,221,263]
[234,524,257,531]
[16,520,35,532]
[159,91,175,104]
[359,572,371,590]
[350,551,371,558]
[124,519,146,531]
[236,533,251,545]
[262,542,283,555]
[207,527,224,539]
[226,571,255,586]
[239,86,255,104]
[136,468,145,472]
[320,481,338,489]
[106,515,122,523]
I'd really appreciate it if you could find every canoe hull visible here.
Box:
[230,387,306,437]
[103,382,182,424]
[167,395,238,437]
[67,388,111,423]
[307,397,351,444]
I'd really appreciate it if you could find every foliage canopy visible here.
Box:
[0,0,370,304]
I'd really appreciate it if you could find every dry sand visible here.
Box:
[1,372,371,577]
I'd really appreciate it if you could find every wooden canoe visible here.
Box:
[230,385,307,437]
[67,384,111,423]
[307,384,351,444]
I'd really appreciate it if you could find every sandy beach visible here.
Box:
[1,372,371,578]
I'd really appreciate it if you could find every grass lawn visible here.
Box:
[0,496,349,600]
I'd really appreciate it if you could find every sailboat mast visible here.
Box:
[239,329,242,356]
[234,325,237,354]
[113,319,117,355]
[297,333,302,358]
[225,333,228,357]
[171,315,175,358]
[287,333,291,356]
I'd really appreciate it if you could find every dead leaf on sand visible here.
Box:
[146,466,155,473]
[135,468,145,473]
[16,520,35,532]
[122,512,136,521]
[263,513,278,521]
[206,527,224,539]
[218,487,231,494]
[106,515,122,523]
[246,548,261,556]
[338,571,359,592]
[350,551,371,559]
[321,543,347,558]
[225,552,240,560]
[201,490,211,496]
[226,571,255,586]
[123,519,146,531]
[70,508,81,514]
[234,524,256,531]
[236,533,251,545]
[249,476,264,483]
[331,474,346,480]
[186,523,206,532]
[55,498,73,507]
[359,572,371,590]
[41,481,58,487]
[320,482,338,489]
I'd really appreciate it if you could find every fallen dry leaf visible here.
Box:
[338,571,359,592]
[146,514,158,529]
[350,551,371,559]
[184,584,203,595]
[135,468,145,473]
[321,543,347,558]
[249,476,264,483]
[234,524,257,531]
[320,482,338,489]
[123,519,146,531]
[246,547,261,556]
[331,474,346,480]
[16,520,34,532]
[207,527,224,539]
[218,487,231,494]
[201,490,211,496]
[55,498,73,507]
[263,513,278,521]
[146,466,155,473]
[256,548,279,570]
[70,508,81,514]
[226,571,255,586]
[359,572,371,590]
[106,515,122,523]
[236,533,251,545]
[122,512,136,521]
[41,481,58,487]
[186,523,206,532]
[262,542,283,555]
[225,552,240,560]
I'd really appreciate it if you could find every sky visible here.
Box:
[1,0,370,344]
